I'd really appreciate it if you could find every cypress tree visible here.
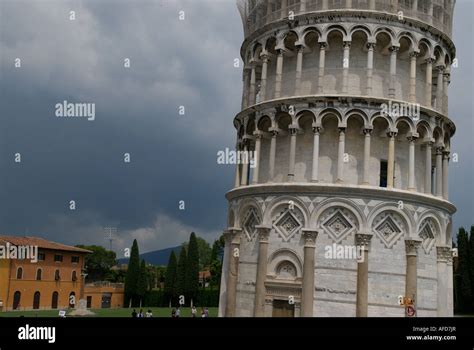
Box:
[164,251,178,304]
[457,227,472,313]
[176,246,187,302]
[185,232,200,303]
[136,260,148,305]
[124,239,140,307]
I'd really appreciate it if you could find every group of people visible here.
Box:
[131,309,153,318]
[171,306,209,318]
[131,306,209,318]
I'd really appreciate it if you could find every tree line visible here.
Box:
[454,225,474,314]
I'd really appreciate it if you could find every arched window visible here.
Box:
[54,269,60,281]
[276,261,297,279]
[33,291,40,309]
[69,291,76,308]
[51,292,59,309]
[36,268,42,281]
[16,267,23,280]
[71,270,77,282]
[13,291,21,310]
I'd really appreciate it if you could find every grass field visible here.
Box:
[0,307,217,318]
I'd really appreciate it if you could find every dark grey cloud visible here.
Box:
[0,0,472,255]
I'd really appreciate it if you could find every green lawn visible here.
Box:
[0,307,217,318]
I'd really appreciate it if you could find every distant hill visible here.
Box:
[117,245,181,266]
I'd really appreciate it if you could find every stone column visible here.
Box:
[242,68,250,109]
[389,47,399,98]
[412,0,418,12]
[241,142,249,186]
[322,0,328,10]
[342,42,351,94]
[442,151,449,200]
[369,0,376,10]
[317,43,327,94]
[425,58,434,107]
[428,1,434,25]
[443,69,450,113]
[274,50,284,98]
[436,66,444,111]
[355,233,373,317]
[301,229,318,317]
[435,147,443,198]
[436,246,451,316]
[409,52,418,103]
[252,132,262,184]
[225,228,242,317]
[337,128,346,183]
[311,126,321,182]
[268,128,278,181]
[254,225,271,317]
[366,43,375,95]
[424,141,433,194]
[390,0,398,12]
[288,126,297,182]
[447,252,454,316]
[249,62,257,106]
[362,129,372,185]
[407,136,417,191]
[387,131,396,188]
[234,140,241,188]
[295,46,304,95]
[260,53,269,101]
[405,239,421,315]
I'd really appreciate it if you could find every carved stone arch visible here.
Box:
[318,108,343,127]
[395,116,416,135]
[396,31,416,50]
[312,198,365,243]
[369,112,394,130]
[415,120,433,140]
[373,26,397,44]
[301,26,322,43]
[349,24,371,41]
[264,196,309,241]
[418,38,434,59]
[268,248,303,279]
[368,203,414,248]
[323,24,349,40]
[295,109,317,127]
[344,108,370,126]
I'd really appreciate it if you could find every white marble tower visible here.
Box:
[219,0,456,317]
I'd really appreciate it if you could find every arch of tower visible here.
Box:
[220,0,456,317]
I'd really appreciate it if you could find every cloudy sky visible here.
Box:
[0,0,472,256]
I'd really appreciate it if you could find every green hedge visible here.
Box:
[143,290,220,307]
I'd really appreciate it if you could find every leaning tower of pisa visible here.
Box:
[219,0,456,317]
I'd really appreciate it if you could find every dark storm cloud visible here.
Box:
[0,0,472,254]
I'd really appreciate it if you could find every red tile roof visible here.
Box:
[0,235,92,253]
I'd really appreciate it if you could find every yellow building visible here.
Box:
[0,235,124,312]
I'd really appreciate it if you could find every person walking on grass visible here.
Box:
[171,308,176,317]
[191,306,197,318]
[145,309,153,318]
[131,309,137,318]
[176,306,181,318]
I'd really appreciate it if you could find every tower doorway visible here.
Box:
[272,299,295,317]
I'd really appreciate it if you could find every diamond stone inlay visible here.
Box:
[374,214,404,248]
[321,209,354,243]
[273,209,302,241]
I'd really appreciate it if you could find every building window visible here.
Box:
[54,254,63,262]
[379,160,388,187]
[33,291,40,309]
[16,267,23,280]
[51,291,59,309]
[55,269,60,281]
[72,271,77,281]
[71,256,80,264]
[13,291,21,310]
[36,268,42,281]
[38,252,45,261]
